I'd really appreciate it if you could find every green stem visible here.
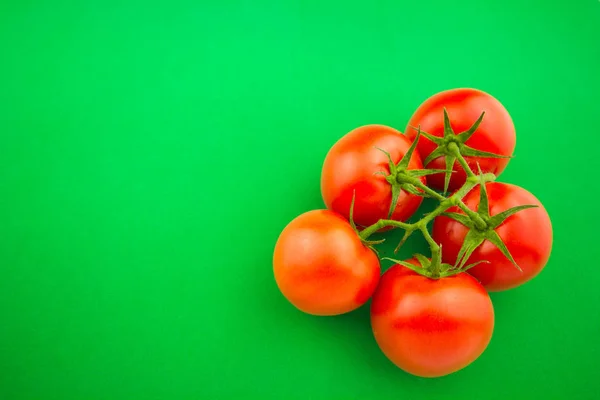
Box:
[457,201,487,230]
[360,170,497,240]
[419,178,480,226]
[410,178,446,201]
[456,154,474,178]
[448,142,475,178]
[420,225,441,278]
[358,219,413,240]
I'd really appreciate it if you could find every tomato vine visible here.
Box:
[355,110,537,279]
[274,87,553,378]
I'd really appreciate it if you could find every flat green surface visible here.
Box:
[1,1,599,399]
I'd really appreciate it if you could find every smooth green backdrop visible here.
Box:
[1,1,599,399]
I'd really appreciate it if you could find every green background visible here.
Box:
[1,1,599,399]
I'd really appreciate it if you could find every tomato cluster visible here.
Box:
[272,88,553,378]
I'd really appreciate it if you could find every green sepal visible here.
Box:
[485,229,521,271]
[440,212,474,228]
[396,128,421,170]
[476,165,490,216]
[409,125,444,145]
[423,146,446,166]
[443,154,456,194]
[413,253,430,269]
[400,183,423,197]
[460,146,512,159]
[439,259,488,277]
[442,108,455,135]
[374,147,399,219]
[455,228,522,272]
[393,229,414,253]
[458,260,490,273]
[455,111,485,142]
[375,147,397,175]
[382,255,451,280]
[388,180,401,219]
[488,204,538,228]
[382,257,427,276]
[409,168,454,177]
[455,229,486,269]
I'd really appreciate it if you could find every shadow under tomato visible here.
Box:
[306,197,486,385]
[261,194,475,383]
[306,299,391,373]
[302,203,437,382]
[308,300,480,390]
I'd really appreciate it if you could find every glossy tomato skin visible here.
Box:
[405,88,516,191]
[370,260,494,378]
[273,209,380,316]
[432,182,552,292]
[321,124,424,228]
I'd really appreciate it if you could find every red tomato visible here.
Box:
[370,259,494,377]
[321,124,424,228]
[273,209,380,316]
[432,182,553,291]
[405,88,516,192]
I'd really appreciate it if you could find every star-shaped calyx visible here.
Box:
[416,109,511,193]
[442,166,538,271]
[382,247,490,279]
[376,129,453,219]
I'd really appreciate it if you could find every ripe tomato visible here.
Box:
[405,88,516,192]
[320,124,424,228]
[432,182,553,291]
[273,209,380,316]
[370,260,494,378]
